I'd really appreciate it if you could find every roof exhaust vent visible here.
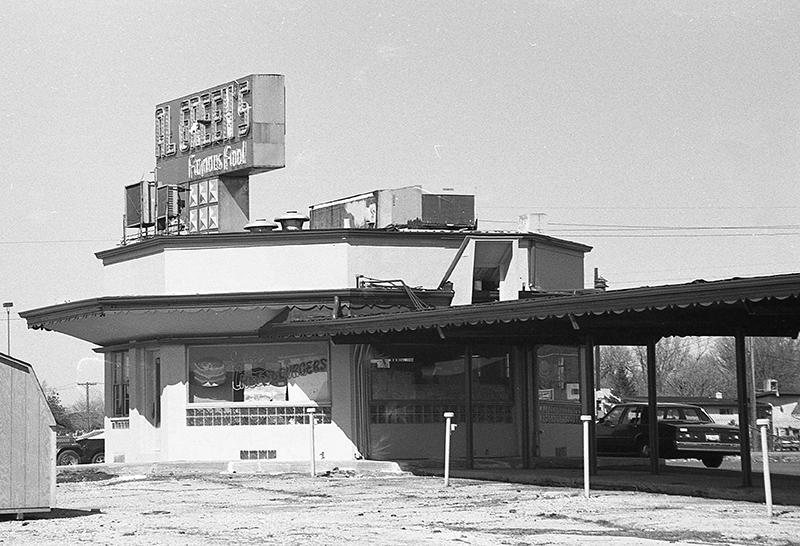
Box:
[243,219,278,233]
[593,268,608,291]
[275,211,309,231]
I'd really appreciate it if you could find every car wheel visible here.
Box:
[701,454,724,468]
[637,442,650,458]
[57,449,81,466]
[91,452,105,464]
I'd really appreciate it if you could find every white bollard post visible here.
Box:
[444,412,455,487]
[757,418,773,517]
[581,415,592,499]
[307,408,317,477]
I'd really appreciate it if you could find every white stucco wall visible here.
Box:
[163,244,351,294]
[102,252,166,296]
[105,341,361,464]
[101,238,465,296]
[346,243,460,289]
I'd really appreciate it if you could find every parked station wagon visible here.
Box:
[596,402,740,468]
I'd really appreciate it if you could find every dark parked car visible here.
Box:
[56,430,105,466]
[596,403,740,468]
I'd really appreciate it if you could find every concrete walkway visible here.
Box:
[409,455,800,507]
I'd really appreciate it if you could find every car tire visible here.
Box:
[701,454,724,468]
[91,452,105,464]
[57,449,81,466]
[637,442,650,458]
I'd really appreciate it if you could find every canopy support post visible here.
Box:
[736,330,753,487]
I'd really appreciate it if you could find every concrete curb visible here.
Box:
[57,459,406,478]
[227,459,405,475]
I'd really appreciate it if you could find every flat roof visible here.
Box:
[97,228,592,264]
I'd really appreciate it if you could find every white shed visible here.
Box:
[0,353,56,517]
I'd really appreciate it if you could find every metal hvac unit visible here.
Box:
[420,193,475,228]
[125,181,155,228]
[156,185,182,229]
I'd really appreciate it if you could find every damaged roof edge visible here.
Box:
[259,273,800,339]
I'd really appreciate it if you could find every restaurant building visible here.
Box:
[21,74,596,465]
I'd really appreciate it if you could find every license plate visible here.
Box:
[705,433,720,441]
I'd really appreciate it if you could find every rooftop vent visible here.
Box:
[243,219,278,233]
[275,210,309,231]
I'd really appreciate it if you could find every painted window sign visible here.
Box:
[188,342,330,404]
[539,402,581,424]
[154,74,285,186]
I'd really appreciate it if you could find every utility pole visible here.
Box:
[77,382,98,432]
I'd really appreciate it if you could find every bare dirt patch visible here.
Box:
[2,468,800,545]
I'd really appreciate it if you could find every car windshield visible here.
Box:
[657,406,712,423]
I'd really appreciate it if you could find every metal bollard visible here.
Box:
[757,418,773,517]
[307,408,317,477]
[443,412,456,487]
[581,415,592,498]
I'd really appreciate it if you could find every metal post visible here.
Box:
[758,418,773,517]
[307,408,317,477]
[443,411,456,487]
[583,336,597,476]
[581,414,592,498]
[646,338,660,474]
[3,302,12,355]
[735,331,753,487]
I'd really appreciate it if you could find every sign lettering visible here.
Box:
[154,74,285,185]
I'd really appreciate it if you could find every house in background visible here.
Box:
[758,391,800,449]
[0,353,56,518]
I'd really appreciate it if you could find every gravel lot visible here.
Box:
[1,467,800,546]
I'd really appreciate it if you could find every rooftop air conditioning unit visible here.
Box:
[125,181,155,228]
[156,185,184,231]
[157,185,182,219]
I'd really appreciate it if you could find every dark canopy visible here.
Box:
[261,273,800,345]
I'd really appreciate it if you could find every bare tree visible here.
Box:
[42,383,75,431]
[631,337,733,397]
[598,338,734,399]
[598,346,639,398]
[714,337,800,394]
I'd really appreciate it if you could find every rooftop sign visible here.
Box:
[155,74,285,185]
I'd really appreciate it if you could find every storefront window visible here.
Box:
[471,346,512,401]
[188,342,330,404]
[537,345,581,403]
[110,351,130,417]
[369,344,465,401]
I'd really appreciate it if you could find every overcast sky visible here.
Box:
[1,1,799,402]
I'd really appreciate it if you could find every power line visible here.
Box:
[550,232,800,238]
[549,222,800,231]
[0,239,116,245]
[481,205,800,210]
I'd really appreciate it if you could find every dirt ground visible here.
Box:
[2,467,800,546]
